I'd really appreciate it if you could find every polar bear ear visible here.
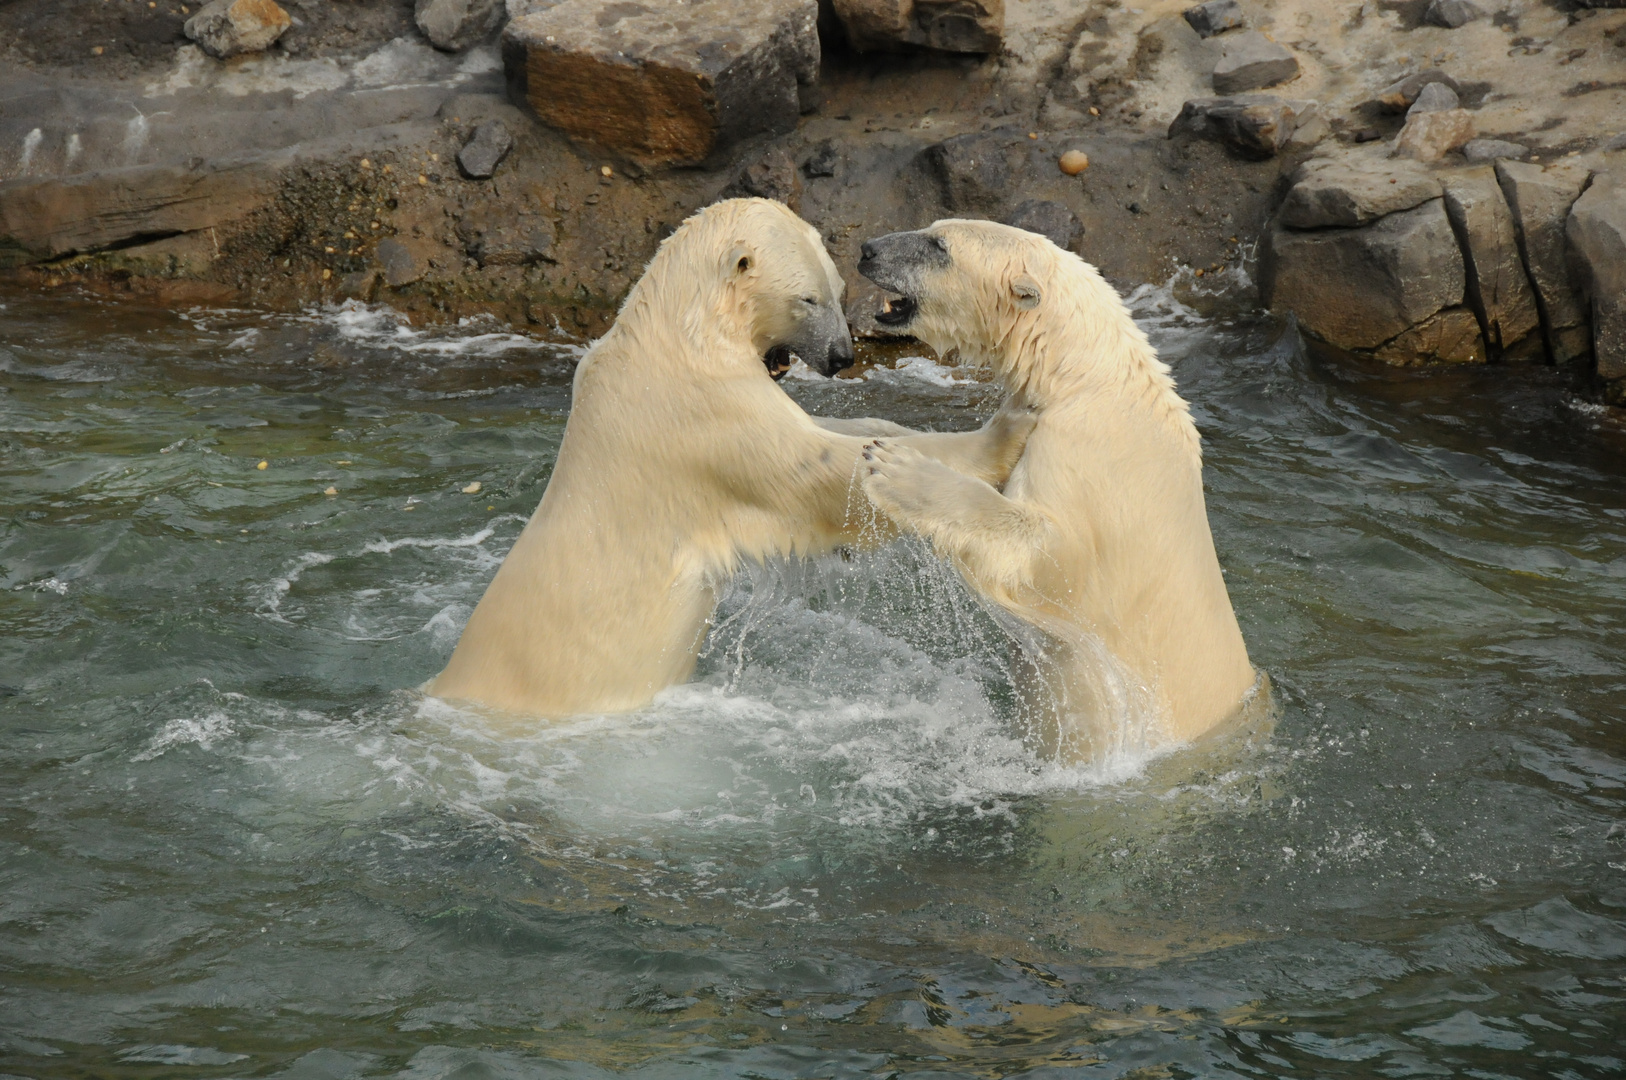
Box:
[725,244,755,279]
[1010,274,1042,311]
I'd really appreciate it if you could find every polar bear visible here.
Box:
[429,199,1035,722]
[855,219,1255,763]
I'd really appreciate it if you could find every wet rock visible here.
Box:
[416,0,504,53]
[1423,0,1486,28]
[1394,108,1474,163]
[1566,173,1626,380]
[830,0,1004,54]
[1262,198,1466,350]
[375,238,426,287]
[721,147,802,211]
[802,140,840,178]
[923,130,1026,213]
[1409,81,1460,114]
[1374,307,1487,365]
[1463,138,1526,163]
[1440,167,1542,359]
[0,158,279,265]
[183,0,292,59]
[454,212,556,267]
[1004,199,1084,252]
[1183,0,1244,38]
[457,120,513,179]
[338,269,380,302]
[1168,95,1319,160]
[1212,31,1300,95]
[1278,153,1442,228]
[1496,159,1591,362]
[502,0,819,166]
[1374,69,1461,113]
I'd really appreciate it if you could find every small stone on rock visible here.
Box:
[1212,31,1300,94]
[1004,199,1084,251]
[1408,81,1460,114]
[184,0,292,59]
[1462,138,1526,162]
[1394,108,1475,162]
[457,120,513,179]
[1423,0,1486,27]
[1183,0,1245,37]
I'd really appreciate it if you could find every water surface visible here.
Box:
[2,285,1624,1079]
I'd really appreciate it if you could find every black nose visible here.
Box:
[859,242,877,262]
[826,336,855,376]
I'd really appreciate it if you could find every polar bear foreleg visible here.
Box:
[889,401,1037,489]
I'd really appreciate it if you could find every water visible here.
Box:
[2,283,1624,1079]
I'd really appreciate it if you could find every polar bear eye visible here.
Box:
[931,236,948,252]
[800,296,817,306]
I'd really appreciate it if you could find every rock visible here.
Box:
[338,269,380,302]
[1423,0,1486,27]
[1496,159,1591,363]
[1566,173,1626,380]
[502,0,820,166]
[1374,307,1487,365]
[454,211,555,267]
[1408,81,1460,114]
[1394,109,1474,162]
[1261,198,1466,350]
[1374,69,1461,113]
[1168,95,1319,160]
[721,147,802,211]
[1183,0,1244,38]
[0,158,279,265]
[923,131,1025,213]
[1211,31,1300,95]
[1285,108,1330,151]
[375,238,426,287]
[1463,138,1527,163]
[183,0,292,59]
[1440,167,1542,358]
[830,0,1004,54]
[457,120,513,179]
[1059,149,1090,175]
[802,140,840,178]
[1278,153,1442,228]
[1004,199,1084,252]
[415,0,505,53]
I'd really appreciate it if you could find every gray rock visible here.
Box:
[1004,199,1084,252]
[923,131,1025,213]
[721,147,803,211]
[1183,0,1245,38]
[454,212,555,267]
[1566,173,1626,380]
[1423,0,1486,28]
[831,0,1004,54]
[1602,134,1626,152]
[1262,198,1466,350]
[1440,166,1542,358]
[1463,138,1527,163]
[1278,154,1442,228]
[1394,108,1474,162]
[184,0,292,59]
[1374,69,1461,113]
[802,140,840,178]
[416,0,504,53]
[1496,159,1592,363]
[1374,307,1487,365]
[375,238,426,287]
[502,0,820,166]
[457,120,513,179]
[1409,81,1460,114]
[1212,31,1300,94]
[1168,95,1319,160]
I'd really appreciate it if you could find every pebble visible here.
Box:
[1059,150,1090,175]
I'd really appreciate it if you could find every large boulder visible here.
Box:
[1496,160,1591,363]
[1262,198,1467,352]
[502,0,819,166]
[416,0,505,53]
[1167,95,1320,160]
[1278,153,1442,229]
[1211,31,1300,95]
[183,0,292,58]
[1567,174,1626,381]
[830,0,1004,54]
[1440,167,1542,359]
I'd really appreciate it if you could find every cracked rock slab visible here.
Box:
[1278,153,1442,229]
[1496,159,1591,363]
[1212,31,1299,95]
[1262,197,1466,350]
[1567,173,1626,380]
[1440,166,1541,358]
[502,0,819,166]
[1374,307,1487,365]
[832,0,1003,53]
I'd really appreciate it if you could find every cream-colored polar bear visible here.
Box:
[430,200,1034,723]
[856,219,1255,763]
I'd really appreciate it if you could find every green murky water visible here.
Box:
[2,284,1623,1079]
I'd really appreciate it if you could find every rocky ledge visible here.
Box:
[0,0,1623,404]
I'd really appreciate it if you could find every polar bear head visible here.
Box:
[638,198,855,379]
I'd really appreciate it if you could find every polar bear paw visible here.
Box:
[861,439,963,534]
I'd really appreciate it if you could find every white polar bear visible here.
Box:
[429,199,1034,723]
[856,219,1256,763]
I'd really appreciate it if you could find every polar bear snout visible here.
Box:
[858,230,950,329]
[773,299,855,378]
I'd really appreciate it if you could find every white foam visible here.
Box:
[134,710,235,760]
[862,354,976,387]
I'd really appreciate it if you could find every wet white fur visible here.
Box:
[430,200,1034,724]
[861,219,1254,762]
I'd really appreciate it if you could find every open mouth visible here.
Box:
[874,294,917,327]
[764,344,796,381]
